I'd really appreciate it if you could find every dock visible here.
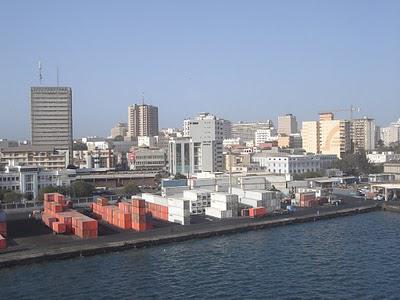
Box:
[0,203,380,269]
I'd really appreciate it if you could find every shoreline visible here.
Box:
[0,203,381,269]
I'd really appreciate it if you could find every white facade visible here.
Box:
[367,151,400,164]
[381,120,400,146]
[252,153,337,174]
[255,128,277,145]
[0,166,76,200]
[178,113,224,174]
[128,147,166,171]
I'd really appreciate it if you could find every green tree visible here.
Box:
[173,173,187,180]
[113,135,124,142]
[334,150,379,176]
[37,186,68,202]
[69,181,94,198]
[120,182,141,196]
[2,191,23,203]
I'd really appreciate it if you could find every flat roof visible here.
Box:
[370,183,400,189]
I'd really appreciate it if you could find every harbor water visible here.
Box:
[1,211,400,299]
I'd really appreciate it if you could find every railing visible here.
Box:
[2,194,122,212]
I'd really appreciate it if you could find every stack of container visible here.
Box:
[131,198,152,231]
[297,192,318,207]
[183,190,211,215]
[249,207,267,218]
[0,208,7,249]
[42,193,98,239]
[167,197,190,225]
[141,193,169,222]
[234,189,280,212]
[92,197,152,232]
[205,192,239,219]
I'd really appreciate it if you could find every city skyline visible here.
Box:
[1,1,399,139]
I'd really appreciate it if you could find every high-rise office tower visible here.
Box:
[128,104,158,137]
[31,86,73,161]
[278,114,298,135]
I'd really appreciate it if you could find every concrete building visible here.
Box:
[0,146,68,170]
[367,151,400,164]
[72,149,115,169]
[168,137,194,176]
[351,117,376,152]
[255,128,277,146]
[384,162,400,180]
[301,113,351,158]
[182,113,224,174]
[252,152,337,175]
[127,147,166,171]
[0,166,76,200]
[110,122,128,139]
[278,133,302,149]
[381,119,400,146]
[128,104,159,137]
[138,136,157,148]
[278,114,298,135]
[231,121,274,142]
[31,86,73,161]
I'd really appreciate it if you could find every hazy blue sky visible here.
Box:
[0,1,399,139]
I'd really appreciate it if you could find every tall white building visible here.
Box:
[31,86,73,161]
[170,113,224,175]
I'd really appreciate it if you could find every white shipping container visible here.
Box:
[168,206,190,217]
[162,186,189,197]
[240,197,264,207]
[205,207,233,219]
[210,192,238,202]
[231,187,246,198]
[168,214,190,225]
[168,197,189,209]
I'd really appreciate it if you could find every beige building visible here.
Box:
[278,114,297,135]
[0,145,68,170]
[301,113,351,158]
[31,86,73,161]
[111,122,128,139]
[128,104,159,137]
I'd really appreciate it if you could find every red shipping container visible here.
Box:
[249,207,267,218]
[0,235,6,249]
[0,222,7,237]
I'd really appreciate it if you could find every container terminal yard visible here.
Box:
[0,176,399,268]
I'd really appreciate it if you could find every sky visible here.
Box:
[0,0,399,139]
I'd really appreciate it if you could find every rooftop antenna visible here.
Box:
[142,92,145,105]
[56,66,59,86]
[38,61,43,85]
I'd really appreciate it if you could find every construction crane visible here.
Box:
[321,105,361,120]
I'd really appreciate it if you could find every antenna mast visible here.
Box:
[38,61,43,85]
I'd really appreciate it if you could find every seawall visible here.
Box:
[0,204,380,269]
